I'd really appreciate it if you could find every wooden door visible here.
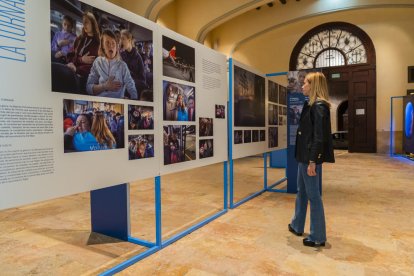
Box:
[323,65,376,153]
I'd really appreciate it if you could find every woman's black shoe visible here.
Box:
[288,224,303,236]
[303,237,325,247]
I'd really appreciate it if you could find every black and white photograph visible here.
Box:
[244,130,252,143]
[268,127,278,148]
[51,0,154,101]
[234,65,265,127]
[163,81,195,121]
[128,135,154,160]
[162,35,195,83]
[128,105,154,130]
[63,99,124,153]
[199,139,213,159]
[268,80,278,103]
[163,125,196,165]
[234,130,243,144]
[199,117,213,137]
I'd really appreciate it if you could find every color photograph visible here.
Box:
[234,130,243,144]
[268,80,278,103]
[199,139,213,159]
[163,125,196,165]
[268,127,278,148]
[260,130,266,142]
[199,118,213,137]
[128,105,154,130]
[268,104,279,125]
[128,135,154,160]
[215,104,226,119]
[163,81,195,121]
[234,65,265,127]
[244,130,252,143]
[279,85,287,105]
[252,130,259,142]
[51,0,154,101]
[63,99,124,153]
[162,35,195,83]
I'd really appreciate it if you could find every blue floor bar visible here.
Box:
[99,246,160,276]
[127,237,156,248]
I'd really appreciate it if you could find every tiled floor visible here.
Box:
[1,152,413,275]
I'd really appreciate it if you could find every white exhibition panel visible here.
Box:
[231,60,287,160]
[158,28,228,175]
[0,0,227,210]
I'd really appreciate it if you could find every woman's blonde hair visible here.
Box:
[305,72,331,107]
[91,112,116,149]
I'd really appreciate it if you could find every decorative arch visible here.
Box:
[289,22,376,70]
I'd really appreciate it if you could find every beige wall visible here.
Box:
[157,1,177,30]
[223,8,414,152]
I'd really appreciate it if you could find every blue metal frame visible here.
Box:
[228,69,289,208]
[390,96,404,156]
[99,176,162,275]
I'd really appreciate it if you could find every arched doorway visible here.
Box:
[290,22,376,153]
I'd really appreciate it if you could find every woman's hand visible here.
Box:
[81,52,96,64]
[307,162,316,176]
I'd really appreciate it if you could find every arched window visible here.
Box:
[290,22,375,70]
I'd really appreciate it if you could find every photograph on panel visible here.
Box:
[279,115,287,126]
[234,130,243,144]
[234,65,265,127]
[199,139,213,159]
[63,99,124,153]
[163,125,196,165]
[287,71,307,94]
[288,104,303,126]
[50,0,154,101]
[259,130,266,142]
[268,104,279,125]
[244,130,252,143]
[162,35,195,83]
[268,127,278,148]
[403,96,414,153]
[128,105,154,130]
[215,104,225,119]
[163,81,195,121]
[128,134,154,160]
[268,80,279,103]
[279,85,287,105]
[199,117,213,137]
[252,130,259,142]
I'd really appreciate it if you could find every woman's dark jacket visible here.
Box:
[295,100,335,164]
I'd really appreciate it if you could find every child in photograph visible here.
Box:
[91,112,116,150]
[51,15,76,63]
[64,113,100,152]
[165,84,178,120]
[86,29,138,99]
[66,12,100,91]
[176,94,188,121]
[141,41,153,88]
[139,112,154,129]
[120,29,147,99]
[129,140,137,160]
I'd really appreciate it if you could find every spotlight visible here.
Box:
[279,0,287,4]
[267,2,274,7]
[256,6,261,10]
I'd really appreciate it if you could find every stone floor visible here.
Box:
[1,152,413,275]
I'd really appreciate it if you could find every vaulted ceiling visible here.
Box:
[107,0,414,56]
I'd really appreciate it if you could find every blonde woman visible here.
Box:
[288,72,335,247]
[91,111,116,150]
